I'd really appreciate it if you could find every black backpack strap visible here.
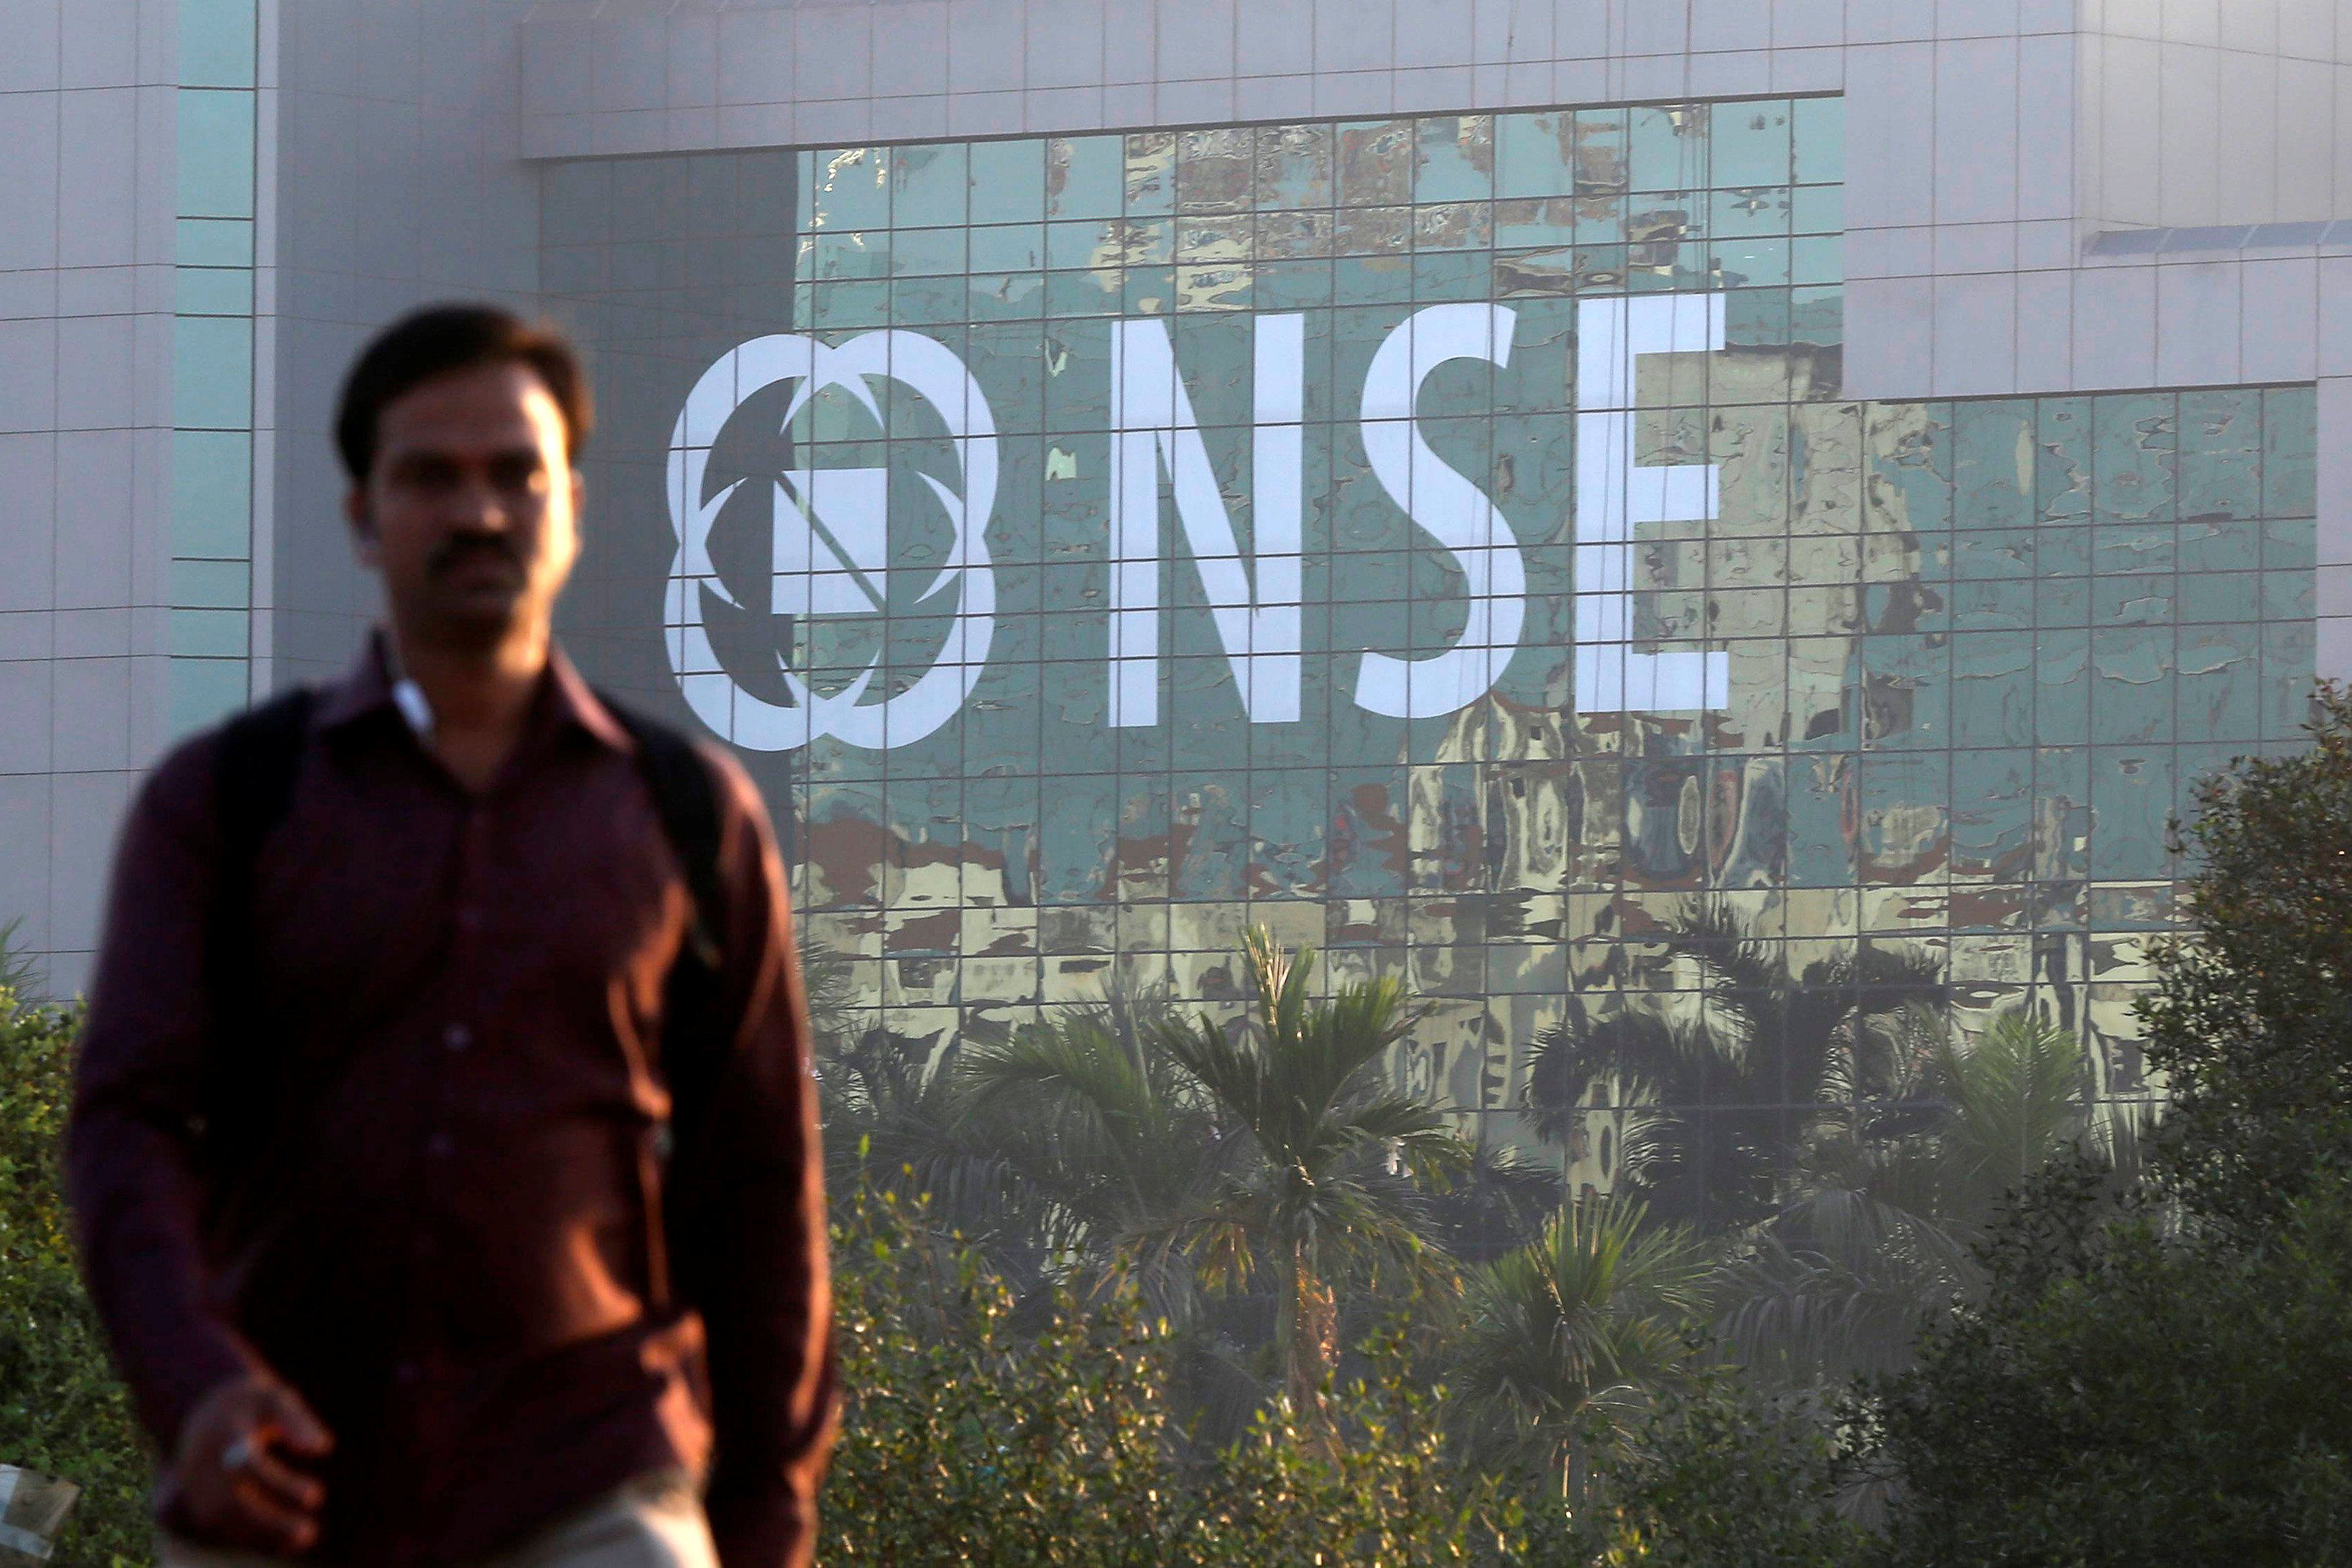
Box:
[202,687,316,1158]
[605,699,727,975]
[598,691,732,1308]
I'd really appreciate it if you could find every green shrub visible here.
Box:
[1582,1385,1874,1568]
[820,1187,1541,1566]
[1871,1168,2352,1567]
[1861,691,2352,1565]
[0,988,153,1567]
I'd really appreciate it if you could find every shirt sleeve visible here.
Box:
[689,750,839,1568]
[67,737,267,1454]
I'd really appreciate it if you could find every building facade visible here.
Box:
[6,0,2351,1185]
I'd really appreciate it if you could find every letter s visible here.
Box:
[1352,303,1527,720]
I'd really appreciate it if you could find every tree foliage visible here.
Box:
[1447,1197,1713,1486]
[1525,906,1945,1232]
[1873,1167,2352,1567]
[0,979,152,1567]
[821,1188,1541,1567]
[1867,687,2352,1565]
[2138,682,2352,1233]
[1138,930,1471,1413]
[31,722,2352,1568]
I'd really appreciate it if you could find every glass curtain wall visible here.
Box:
[542,99,2318,1215]
[170,0,261,734]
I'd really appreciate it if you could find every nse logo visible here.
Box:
[664,293,1730,753]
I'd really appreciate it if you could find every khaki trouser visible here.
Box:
[157,1473,716,1568]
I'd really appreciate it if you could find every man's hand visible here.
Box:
[172,1371,335,1555]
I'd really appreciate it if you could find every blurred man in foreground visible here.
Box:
[69,305,835,1568]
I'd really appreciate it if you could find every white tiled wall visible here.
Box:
[2081,0,2352,229]
[0,0,178,996]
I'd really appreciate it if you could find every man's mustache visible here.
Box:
[428,534,523,579]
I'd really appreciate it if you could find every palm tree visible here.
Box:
[1932,1008,2128,1213]
[796,927,868,1061]
[1426,1142,1568,1266]
[1449,1196,1715,1491]
[816,1017,1057,1278]
[1525,904,1946,1232]
[954,998,1218,1319]
[1720,1006,2134,1385]
[1139,927,1472,1415]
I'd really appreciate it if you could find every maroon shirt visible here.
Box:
[68,640,835,1567]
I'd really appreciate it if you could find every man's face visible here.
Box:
[347,361,582,650]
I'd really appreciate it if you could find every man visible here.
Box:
[69,306,835,1567]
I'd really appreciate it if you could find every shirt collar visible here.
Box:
[312,630,634,756]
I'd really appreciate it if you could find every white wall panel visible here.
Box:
[2013,32,2076,220]
[0,776,54,960]
[2279,0,2335,58]
[0,660,56,777]
[0,318,59,435]
[2156,259,2243,384]
[1933,271,2019,394]
[1938,36,2013,226]
[48,768,131,992]
[2156,39,2224,222]
[1102,1,1158,83]
[1316,0,1398,73]
[1238,0,1318,78]
[1401,0,1480,66]
[0,96,60,274]
[60,0,140,90]
[0,0,62,94]
[2072,264,2160,388]
[2015,267,2076,384]
[1939,0,2023,40]
[0,434,58,618]
[58,90,140,269]
[1689,0,1770,54]
[947,1,1028,95]
[54,313,135,433]
[49,656,130,775]
[591,17,667,114]
[1030,0,1110,89]
[2242,255,2322,380]
[1843,275,1935,392]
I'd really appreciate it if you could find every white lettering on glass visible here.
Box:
[663,331,999,752]
[665,291,1742,752]
[1573,294,1728,713]
[1106,314,1305,728]
[1351,303,1527,720]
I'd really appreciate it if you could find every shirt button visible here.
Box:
[395,1360,422,1385]
[443,1023,472,1053]
[426,1133,454,1160]
[456,907,483,934]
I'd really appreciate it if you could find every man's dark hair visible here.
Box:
[334,304,593,480]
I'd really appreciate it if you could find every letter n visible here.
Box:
[1106,316,1304,728]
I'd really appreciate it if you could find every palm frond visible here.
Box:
[1933,1008,2093,1212]
[958,1017,1189,1176]
[1450,1196,1714,1474]
[1715,1214,1975,1384]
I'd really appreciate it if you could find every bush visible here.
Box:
[1870,1166,2352,1567]
[821,1186,1539,1566]
[1862,691,2352,1565]
[2138,682,2352,1233]
[1585,1384,1874,1568]
[0,988,153,1567]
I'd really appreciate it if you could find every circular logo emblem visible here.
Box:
[663,331,998,752]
